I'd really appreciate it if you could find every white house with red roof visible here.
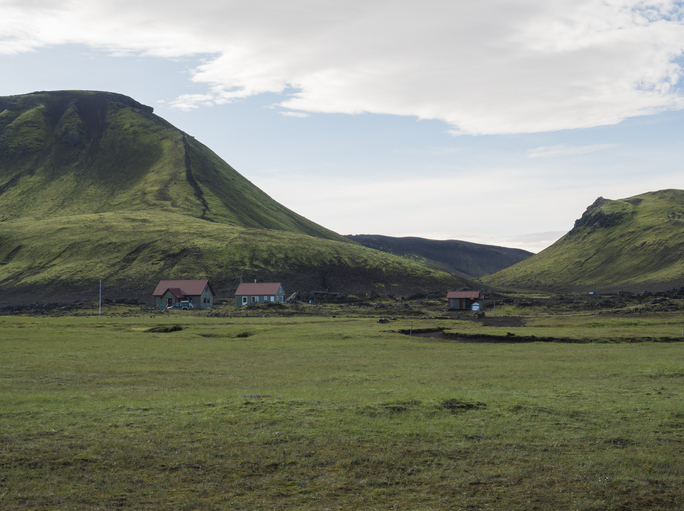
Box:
[447,290,484,311]
[153,279,215,309]
[234,282,285,307]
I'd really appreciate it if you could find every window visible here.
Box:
[242,296,247,304]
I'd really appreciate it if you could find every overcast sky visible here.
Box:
[2,0,684,252]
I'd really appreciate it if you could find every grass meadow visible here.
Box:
[1,306,684,509]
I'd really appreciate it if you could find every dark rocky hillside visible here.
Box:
[347,234,533,278]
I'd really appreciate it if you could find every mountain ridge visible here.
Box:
[346,234,532,278]
[479,189,684,292]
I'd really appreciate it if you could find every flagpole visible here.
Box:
[99,280,102,315]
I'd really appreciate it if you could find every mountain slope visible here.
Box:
[347,234,532,277]
[0,211,466,300]
[0,91,467,300]
[0,90,343,240]
[480,189,684,292]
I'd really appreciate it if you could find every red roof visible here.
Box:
[153,280,213,297]
[235,282,282,296]
[168,287,185,298]
[447,290,484,299]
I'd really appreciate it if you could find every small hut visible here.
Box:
[447,290,484,311]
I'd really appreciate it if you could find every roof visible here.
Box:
[447,290,484,299]
[168,288,185,298]
[153,279,214,297]
[235,282,282,296]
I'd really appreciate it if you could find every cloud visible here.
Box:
[279,111,309,118]
[527,143,620,158]
[170,93,217,111]
[2,0,684,134]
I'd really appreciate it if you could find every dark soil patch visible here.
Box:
[397,327,445,337]
[441,398,486,413]
[146,325,183,333]
[477,316,525,327]
[441,332,684,344]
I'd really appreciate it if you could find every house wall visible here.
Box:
[180,290,214,309]
[197,287,214,309]
[156,290,180,309]
[448,298,483,310]
[235,286,285,307]
[235,294,275,307]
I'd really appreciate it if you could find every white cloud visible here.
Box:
[279,111,309,118]
[170,93,217,111]
[527,143,620,158]
[2,1,684,134]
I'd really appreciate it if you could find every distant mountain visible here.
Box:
[480,189,684,292]
[0,91,467,301]
[346,234,532,278]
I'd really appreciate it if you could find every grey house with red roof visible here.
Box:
[153,280,215,309]
[235,282,285,307]
[447,290,484,311]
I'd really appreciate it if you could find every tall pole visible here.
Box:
[99,280,102,315]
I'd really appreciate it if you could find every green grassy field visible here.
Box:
[1,308,683,509]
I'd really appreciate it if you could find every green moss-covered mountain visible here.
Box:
[480,190,684,292]
[0,90,342,237]
[0,90,466,300]
[347,234,532,278]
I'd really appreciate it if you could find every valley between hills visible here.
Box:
[1,90,683,304]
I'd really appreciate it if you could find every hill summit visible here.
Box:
[480,189,684,292]
[0,90,342,239]
[0,91,466,301]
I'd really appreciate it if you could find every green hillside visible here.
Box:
[0,90,343,239]
[0,211,464,300]
[480,189,684,292]
[0,91,466,300]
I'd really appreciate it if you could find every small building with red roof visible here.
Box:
[447,290,484,311]
[235,282,285,307]
[153,279,215,309]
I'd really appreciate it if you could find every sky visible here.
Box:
[2,1,684,252]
